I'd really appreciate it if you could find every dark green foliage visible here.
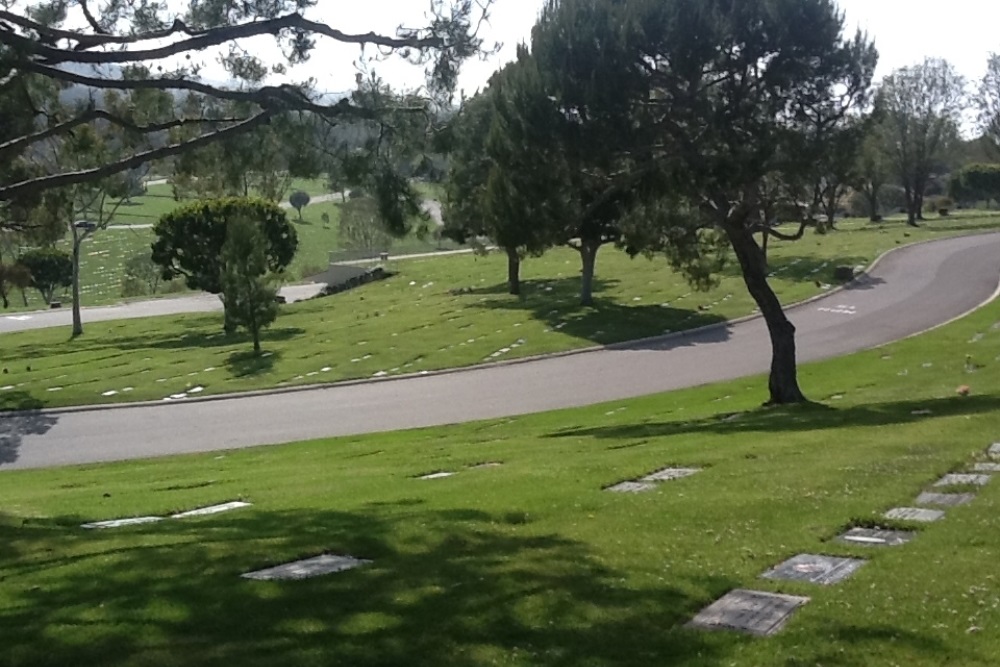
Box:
[443,52,567,295]
[151,197,297,296]
[338,198,392,255]
[288,190,311,219]
[950,163,1000,205]
[18,248,72,304]
[220,218,281,354]
[121,253,167,298]
[0,262,31,309]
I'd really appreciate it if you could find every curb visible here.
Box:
[12,230,1000,418]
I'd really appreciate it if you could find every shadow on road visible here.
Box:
[0,397,58,466]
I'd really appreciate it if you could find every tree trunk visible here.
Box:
[865,187,880,222]
[578,242,599,307]
[505,247,521,296]
[71,238,83,337]
[20,288,28,307]
[724,224,807,405]
[1,293,8,309]
[761,229,770,268]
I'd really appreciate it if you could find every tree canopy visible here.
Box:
[0,0,494,207]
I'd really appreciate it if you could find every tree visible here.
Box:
[854,120,892,221]
[980,53,1000,157]
[951,163,1000,207]
[18,247,71,304]
[0,1,494,206]
[338,197,392,256]
[443,53,565,296]
[877,59,967,226]
[220,217,280,354]
[533,0,876,404]
[288,191,311,220]
[151,198,297,332]
[121,252,166,297]
[0,262,32,309]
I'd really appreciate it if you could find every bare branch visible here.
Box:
[0,111,273,201]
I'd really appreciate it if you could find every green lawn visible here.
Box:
[2,213,999,410]
[4,183,452,312]
[1,274,999,666]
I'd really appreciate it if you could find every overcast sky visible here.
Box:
[286,0,1000,97]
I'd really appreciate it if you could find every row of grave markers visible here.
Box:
[685,442,999,636]
[79,444,998,608]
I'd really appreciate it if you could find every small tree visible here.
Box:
[220,218,281,354]
[121,252,166,297]
[980,53,1000,157]
[289,191,311,220]
[152,198,297,332]
[18,248,72,305]
[0,262,32,309]
[338,197,393,256]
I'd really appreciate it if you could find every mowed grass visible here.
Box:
[2,214,999,410]
[6,185,451,311]
[1,281,1000,666]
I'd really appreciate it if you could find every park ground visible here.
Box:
[2,211,1000,410]
[1,252,999,665]
[0,270,1000,667]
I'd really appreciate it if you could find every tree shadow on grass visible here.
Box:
[108,327,306,354]
[0,398,58,465]
[0,503,738,667]
[226,349,281,378]
[545,395,1000,443]
[467,277,729,348]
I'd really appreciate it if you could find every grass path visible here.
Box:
[1,269,999,666]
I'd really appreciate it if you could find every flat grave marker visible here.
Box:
[835,527,915,547]
[915,492,975,507]
[989,443,1000,459]
[972,462,1000,473]
[605,481,656,493]
[418,472,455,480]
[242,554,371,581]
[884,507,944,523]
[761,554,866,586]
[171,501,252,519]
[934,473,991,487]
[640,467,702,482]
[82,516,163,529]
[686,589,810,636]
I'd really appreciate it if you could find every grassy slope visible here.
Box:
[2,214,999,410]
[6,181,451,311]
[1,278,999,666]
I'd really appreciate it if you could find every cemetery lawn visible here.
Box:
[2,214,1000,410]
[1,279,999,667]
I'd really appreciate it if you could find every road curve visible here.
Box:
[3,233,999,471]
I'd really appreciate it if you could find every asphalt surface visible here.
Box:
[0,284,326,334]
[2,233,999,471]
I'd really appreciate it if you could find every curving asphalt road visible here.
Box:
[2,233,999,471]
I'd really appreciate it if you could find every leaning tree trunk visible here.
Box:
[725,224,807,405]
[71,240,83,338]
[505,247,521,296]
[578,242,599,307]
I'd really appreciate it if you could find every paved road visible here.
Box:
[0,284,326,334]
[3,233,999,471]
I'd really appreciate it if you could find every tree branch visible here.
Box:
[0,11,447,65]
[0,111,273,201]
[0,108,249,161]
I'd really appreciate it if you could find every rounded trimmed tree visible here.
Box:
[152,198,297,332]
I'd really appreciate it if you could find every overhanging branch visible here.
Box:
[0,11,447,65]
[0,111,273,201]
[0,109,249,161]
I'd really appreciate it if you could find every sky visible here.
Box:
[281,0,1000,98]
